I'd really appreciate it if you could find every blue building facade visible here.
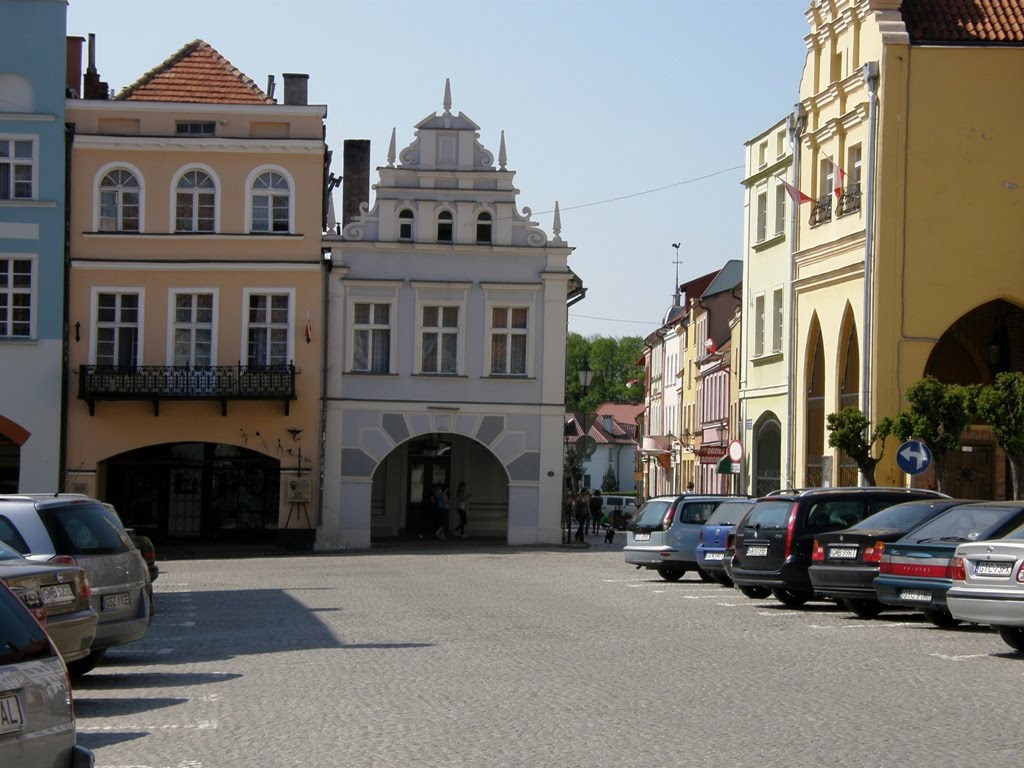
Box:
[0,0,68,491]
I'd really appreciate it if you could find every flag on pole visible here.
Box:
[705,338,717,355]
[832,159,847,199]
[780,177,813,204]
[304,313,313,344]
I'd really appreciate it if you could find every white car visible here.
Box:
[947,524,1024,652]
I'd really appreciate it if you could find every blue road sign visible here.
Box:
[896,440,932,475]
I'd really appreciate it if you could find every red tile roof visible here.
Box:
[902,0,1024,44]
[115,40,274,104]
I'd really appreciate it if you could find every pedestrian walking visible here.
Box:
[563,491,576,539]
[575,489,589,542]
[433,482,450,540]
[454,481,471,538]
[589,490,603,535]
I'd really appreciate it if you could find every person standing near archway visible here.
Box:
[454,481,471,538]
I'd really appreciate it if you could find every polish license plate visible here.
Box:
[633,533,650,542]
[40,583,75,605]
[0,693,24,736]
[900,589,932,602]
[976,562,1013,576]
[102,592,131,611]
[829,547,858,560]
[704,552,725,561]
[746,545,768,557]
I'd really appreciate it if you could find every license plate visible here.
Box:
[0,693,24,736]
[633,533,650,542]
[102,592,131,611]
[900,589,932,602]
[40,583,75,605]
[704,552,724,561]
[976,562,1013,576]
[746,545,768,557]
[829,547,858,560]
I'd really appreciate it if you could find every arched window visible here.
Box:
[436,210,453,243]
[398,209,414,241]
[99,169,140,232]
[476,211,493,244]
[175,170,215,232]
[250,171,290,233]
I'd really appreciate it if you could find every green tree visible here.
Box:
[890,376,979,494]
[601,466,619,492]
[977,371,1024,500]
[825,406,893,486]
[565,333,644,412]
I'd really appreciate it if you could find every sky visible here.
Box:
[65,0,810,339]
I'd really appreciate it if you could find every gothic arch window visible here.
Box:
[475,211,492,244]
[436,210,453,243]
[837,307,860,485]
[398,209,414,241]
[805,317,825,487]
[754,415,782,496]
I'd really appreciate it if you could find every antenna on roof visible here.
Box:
[267,74,276,100]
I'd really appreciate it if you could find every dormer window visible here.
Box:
[398,209,414,241]
[437,210,453,243]
[475,212,492,244]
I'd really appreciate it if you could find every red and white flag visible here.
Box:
[832,159,847,199]
[780,178,813,205]
[704,338,717,355]
[304,313,313,344]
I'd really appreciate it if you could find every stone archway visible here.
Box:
[925,299,1024,384]
[753,413,782,496]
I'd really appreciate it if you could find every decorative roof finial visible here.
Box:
[553,201,563,243]
[387,127,396,167]
[498,130,507,170]
[443,78,452,113]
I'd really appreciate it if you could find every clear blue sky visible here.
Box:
[67,0,809,339]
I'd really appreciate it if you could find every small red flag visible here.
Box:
[704,338,717,355]
[781,179,813,205]
[832,160,847,199]
[304,315,313,344]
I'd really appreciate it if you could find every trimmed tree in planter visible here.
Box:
[977,371,1024,500]
[826,406,893,486]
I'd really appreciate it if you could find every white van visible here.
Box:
[598,494,638,527]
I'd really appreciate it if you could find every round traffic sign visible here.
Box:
[728,439,744,462]
[896,440,932,475]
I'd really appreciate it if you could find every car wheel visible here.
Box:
[697,567,715,583]
[714,573,734,588]
[842,598,884,618]
[922,609,961,629]
[771,588,812,607]
[996,625,1024,652]
[657,568,685,582]
[738,585,771,599]
[67,649,106,678]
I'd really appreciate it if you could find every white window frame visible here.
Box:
[820,158,834,200]
[418,303,461,375]
[349,298,396,374]
[772,286,784,354]
[0,253,34,338]
[245,165,294,234]
[167,288,218,367]
[848,144,863,190]
[397,208,415,242]
[487,305,530,376]
[171,165,220,233]
[774,183,786,236]
[241,288,294,368]
[93,162,144,233]
[90,287,144,367]
[0,135,37,200]
[753,292,765,357]
[483,285,538,378]
[755,189,768,243]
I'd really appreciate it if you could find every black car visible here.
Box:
[729,487,947,607]
[808,499,970,616]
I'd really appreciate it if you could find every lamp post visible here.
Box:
[565,359,595,544]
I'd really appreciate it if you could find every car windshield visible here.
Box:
[906,504,1016,543]
[852,501,951,531]
[633,499,673,527]
[38,501,133,555]
[705,501,754,527]
[0,540,24,562]
[994,516,1024,540]
[0,585,55,665]
[744,500,792,528]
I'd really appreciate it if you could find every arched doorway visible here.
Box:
[837,306,860,486]
[753,414,782,496]
[805,316,825,487]
[103,442,281,543]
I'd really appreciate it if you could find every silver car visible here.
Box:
[947,525,1024,652]
[0,494,151,675]
[0,580,94,766]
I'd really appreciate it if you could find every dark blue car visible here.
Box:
[696,499,754,586]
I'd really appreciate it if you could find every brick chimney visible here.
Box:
[282,73,308,106]
[342,139,371,229]
[82,33,109,100]
[66,36,84,97]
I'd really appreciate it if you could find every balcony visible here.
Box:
[809,194,832,226]
[836,184,862,217]
[78,363,297,416]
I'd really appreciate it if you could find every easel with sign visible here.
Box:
[285,446,312,528]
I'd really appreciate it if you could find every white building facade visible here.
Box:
[319,83,574,549]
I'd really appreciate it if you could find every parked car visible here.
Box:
[0,539,97,664]
[0,580,95,767]
[625,495,749,581]
[730,487,947,606]
[946,528,1024,651]
[874,501,1024,627]
[808,499,969,617]
[696,499,756,586]
[103,503,158,615]
[0,494,151,675]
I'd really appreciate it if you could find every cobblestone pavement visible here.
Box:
[74,536,1023,768]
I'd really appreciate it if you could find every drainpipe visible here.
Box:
[316,248,332,528]
[861,61,880,486]
[786,105,806,491]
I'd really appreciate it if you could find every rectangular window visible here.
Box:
[173,292,214,367]
[490,306,528,375]
[758,141,768,169]
[353,302,391,373]
[776,130,786,159]
[0,258,31,337]
[421,305,459,374]
[754,294,765,357]
[756,191,767,243]
[772,287,784,353]
[96,292,139,368]
[820,158,834,199]
[246,293,289,367]
[848,144,862,190]
[175,122,216,136]
[774,184,786,235]
[0,138,34,200]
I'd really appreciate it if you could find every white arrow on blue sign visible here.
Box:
[896,440,932,475]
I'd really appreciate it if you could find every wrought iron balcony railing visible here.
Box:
[809,194,832,226]
[836,184,862,217]
[78,363,297,416]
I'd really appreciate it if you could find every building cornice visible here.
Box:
[71,259,320,271]
[72,135,324,154]
[66,99,326,119]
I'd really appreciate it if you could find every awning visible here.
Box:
[716,456,733,474]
